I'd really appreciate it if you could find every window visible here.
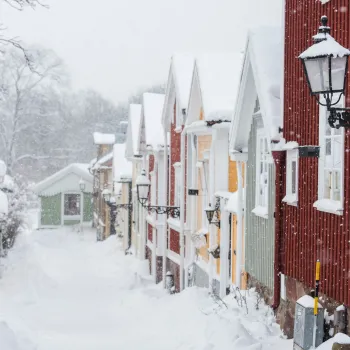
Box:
[283,149,298,205]
[64,194,81,216]
[255,129,269,210]
[315,101,344,214]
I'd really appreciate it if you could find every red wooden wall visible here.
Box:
[284,0,350,304]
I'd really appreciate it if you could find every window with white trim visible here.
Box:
[316,100,344,213]
[173,163,181,207]
[255,129,269,209]
[283,149,298,205]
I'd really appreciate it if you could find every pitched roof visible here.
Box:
[92,152,113,170]
[33,163,93,194]
[172,54,195,110]
[93,132,115,145]
[191,53,243,122]
[142,93,165,149]
[125,104,142,158]
[230,27,283,153]
[113,143,132,183]
[162,54,195,128]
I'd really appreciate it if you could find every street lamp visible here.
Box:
[136,169,150,206]
[299,16,350,128]
[135,169,180,218]
[79,178,86,192]
[205,198,220,228]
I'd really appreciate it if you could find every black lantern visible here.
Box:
[205,200,220,228]
[299,16,350,128]
[136,169,150,206]
[205,204,216,224]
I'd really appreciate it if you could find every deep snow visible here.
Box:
[0,225,292,350]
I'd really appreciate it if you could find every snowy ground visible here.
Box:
[0,224,293,350]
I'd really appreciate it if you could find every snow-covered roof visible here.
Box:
[113,143,132,184]
[92,152,113,170]
[33,163,93,195]
[189,53,243,123]
[299,33,350,59]
[93,132,115,145]
[230,27,283,153]
[172,54,195,110]
[125,104,142,158]
[162,54,195,129]
[142,93,166,150]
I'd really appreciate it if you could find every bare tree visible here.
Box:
[0,46,65,174]
[3,0,47,10]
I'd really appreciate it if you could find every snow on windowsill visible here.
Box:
[282,194,298,207]
[166,249,180,264]
[174,126,182,133]
[167,217,180,231]
[252,205,268,219]
[313,199,343,216]
[283,141,299,150]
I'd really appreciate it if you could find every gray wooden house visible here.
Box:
[229,28,283,306]
[34,163,93,228]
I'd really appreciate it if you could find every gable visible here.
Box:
[186,65,203,125]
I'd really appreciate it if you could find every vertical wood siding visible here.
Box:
[284,0,350,305]
[246,117,276,291]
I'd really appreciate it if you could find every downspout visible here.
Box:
[126,180,132,254]
[162,130,168,287]
[179,129,186,291]
[152,153,158,283]
[208,133,216,290]
[271,150,286,309]
[235,161,243,288]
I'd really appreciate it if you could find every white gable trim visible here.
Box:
[186,63,203,126]
[162,67,176,131]
[229,39,274,155]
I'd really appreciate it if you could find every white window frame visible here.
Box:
[253,128,269,219]
[314,99,344,215]
[283,148,299,206]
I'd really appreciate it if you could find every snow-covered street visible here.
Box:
[0,226,292,350]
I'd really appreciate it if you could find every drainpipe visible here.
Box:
[163,129,168,287]
[235,161,243,288]
[180,129,186,291]
[208,133,216,290]
[190,134,197,274]
[271,150,286,309]
[152,153,158,283]
[125,180,132,254]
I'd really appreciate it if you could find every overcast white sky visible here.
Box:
[1,0,282,105]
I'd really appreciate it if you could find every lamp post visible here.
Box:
[135,169,180,218]
[79,178,86,236]
[299,16,350,128]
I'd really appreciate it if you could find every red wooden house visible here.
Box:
[279,0,350,337]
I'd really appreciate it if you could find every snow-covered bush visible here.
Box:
[0,175,30,249]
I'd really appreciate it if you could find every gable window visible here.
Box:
[283,148,299,206]
[253,128,269,218]
[314,101,344,215]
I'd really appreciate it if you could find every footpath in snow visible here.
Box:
[0,225,292,350]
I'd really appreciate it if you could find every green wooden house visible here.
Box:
[33,163,93,228]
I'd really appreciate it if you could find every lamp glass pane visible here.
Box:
[138,184,149,200]
[331,56,347,91]
[304,57,329,94]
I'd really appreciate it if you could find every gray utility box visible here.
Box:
[293,295,324,350]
